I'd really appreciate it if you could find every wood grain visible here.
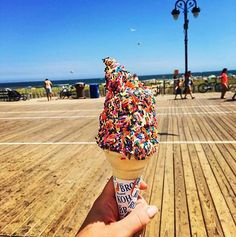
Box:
[0,93,235,237]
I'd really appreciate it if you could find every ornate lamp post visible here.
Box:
[171,0,200,82]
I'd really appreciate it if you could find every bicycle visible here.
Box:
[198,81,221,93]
[198,81,236,93]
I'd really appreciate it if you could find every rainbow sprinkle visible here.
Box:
[96,58,158,160]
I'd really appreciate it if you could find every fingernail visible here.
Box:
[147,206,158,218]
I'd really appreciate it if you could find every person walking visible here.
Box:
[220,68,228,99]
[174,78,183,100]
[183,71,195,99]
[44,78,53,101]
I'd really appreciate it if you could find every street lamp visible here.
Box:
[171,0,200,82]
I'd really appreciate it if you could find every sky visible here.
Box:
[0,0,236,82]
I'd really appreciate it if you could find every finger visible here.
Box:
[113,200,158,236]
[136,195,147,203]
[139,181,147,190]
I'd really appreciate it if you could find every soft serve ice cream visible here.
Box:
[96,57,158,218]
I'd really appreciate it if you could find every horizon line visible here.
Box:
[0,68,236,83]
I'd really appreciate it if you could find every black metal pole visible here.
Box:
[172,0,200,83]
[184,4,189,78]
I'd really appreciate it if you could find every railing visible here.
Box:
[147,77,236,95]
[2,77,235,99]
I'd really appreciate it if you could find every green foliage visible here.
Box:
[12,76,236,97]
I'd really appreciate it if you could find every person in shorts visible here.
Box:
[174,78,183,100]
[44,78,53,101]
[183,71,195,99]
[220,68,228,99]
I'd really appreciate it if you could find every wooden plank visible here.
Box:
[195,144,236,237]
[169,115,191,237]
[0,147,68,231]
[142,109,165,237]
[144,144,166,237]
[51,164,110,237]
[186,104,236,226]
[0,146,91,234]
[192,113,236,175]
[0,119,98,144]
[0,94,236,237]
[26,153,108,236]
[224,144,236,164]
[220,116,236,140]
[202,143,236,223]
[163,111,175,237]
[159,142,175,237]
[205,115,235,141]
[186,113,225,237]
[178,112,208,237]
[181,143,208,237]
[0,145,62,200]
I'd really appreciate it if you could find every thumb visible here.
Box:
[113,199,158,237]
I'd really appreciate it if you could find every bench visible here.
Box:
[0,89,28,101]
[0,90,10,101]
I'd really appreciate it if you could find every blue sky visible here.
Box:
[0,0,236,82]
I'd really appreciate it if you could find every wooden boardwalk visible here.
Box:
[0,93,235,237]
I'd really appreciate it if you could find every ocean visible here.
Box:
[0,70,235,89]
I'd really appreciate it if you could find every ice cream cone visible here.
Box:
[96,58,159,219]
[104,150,150,179]
[104,150,155,219]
